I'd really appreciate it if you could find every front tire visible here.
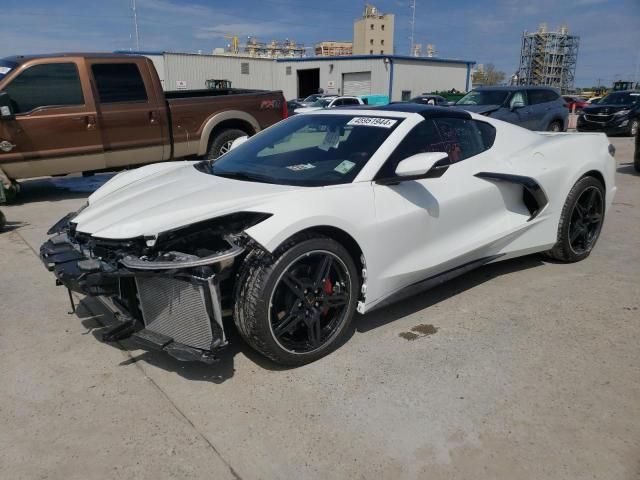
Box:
[545,176,605,262]
[234,234,359,366]
[205,128,247,161]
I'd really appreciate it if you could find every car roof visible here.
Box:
[475,85,559,92]
[2,52,145,64]
[362,103,471,119]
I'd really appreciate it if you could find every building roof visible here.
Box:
[276,54,475,66]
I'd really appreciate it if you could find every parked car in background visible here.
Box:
[587,96,603,104]
[563,95,589,113]
[456,86,568,132]
[577,90,640,136]
[294,96,364,114]
[287,99,305,114]
[409,95,453,107]
[0,53,286,194]
[297,94,336,107]
[635,126,639,172]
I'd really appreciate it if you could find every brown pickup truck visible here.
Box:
[0,53,287,194]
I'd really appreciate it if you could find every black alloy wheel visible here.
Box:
[546,176,605,263]
[269,251,351,354]
[568,186,604,255]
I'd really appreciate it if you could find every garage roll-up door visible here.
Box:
[342,72,371,96]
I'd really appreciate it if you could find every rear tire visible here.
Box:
[233,234,359,366]
[205,129,247,161]
[547,120,562,132]
[545,176,605,263]
[0,210,5,231]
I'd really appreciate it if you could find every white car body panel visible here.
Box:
[73,108,616,313]
[294,96,365,114]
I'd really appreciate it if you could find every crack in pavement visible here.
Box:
[12,228,243,480]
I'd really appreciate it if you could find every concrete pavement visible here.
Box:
[1,137,639,479]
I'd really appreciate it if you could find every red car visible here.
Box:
[563,95,589,113]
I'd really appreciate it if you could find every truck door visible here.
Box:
[87,60,169,168]
[0,59,105,179]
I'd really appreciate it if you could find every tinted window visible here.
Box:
[376,119,444,178]
[91,63,147,103]
[5,63,84,114]
[529,89,559,104]
[432,117,495,162]
[342,98,360,105]
[457,90,509,106]
[598,91,640,106]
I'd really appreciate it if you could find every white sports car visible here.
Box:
[41,105,617,366]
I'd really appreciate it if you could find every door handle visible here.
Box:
[149,111,158,124]
[71,115,96,130]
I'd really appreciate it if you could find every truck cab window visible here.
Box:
[5,63,84,114]
[91,63,147,103]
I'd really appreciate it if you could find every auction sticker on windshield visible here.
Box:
[347,117,397,128]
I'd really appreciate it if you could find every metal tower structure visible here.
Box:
[517,23,579,93]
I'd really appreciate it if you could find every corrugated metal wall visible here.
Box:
[156,53,469,102]
[276,58,390,99]
[392,60,468,99]
[162,53,278,91]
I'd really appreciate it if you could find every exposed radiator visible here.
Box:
[135,276,216,351]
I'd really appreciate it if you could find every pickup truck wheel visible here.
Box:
[545,176,605,263]
[233,234,359,366]
[205,129,247,160]
[547,120,562,132]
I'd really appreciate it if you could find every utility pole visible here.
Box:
[132,0,140,51]
[409,0,416,56]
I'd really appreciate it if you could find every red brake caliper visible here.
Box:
[322,278,333,316]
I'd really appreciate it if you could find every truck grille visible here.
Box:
[135,277,214,350]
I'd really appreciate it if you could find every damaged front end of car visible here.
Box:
[40,211,271,363]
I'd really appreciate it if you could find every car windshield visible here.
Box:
[310,99,331,108]
[0,59,18,81]
[457,90,509,106]
[598,92,640,106]
[197,113,403,187]
[303,94,320,102]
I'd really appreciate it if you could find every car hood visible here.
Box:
[73,162,300,239]
[582,104,632,114]
[455,104,501,114]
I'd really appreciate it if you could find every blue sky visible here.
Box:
[1,0,639,87]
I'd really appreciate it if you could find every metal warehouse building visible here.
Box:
[126,51,475,102]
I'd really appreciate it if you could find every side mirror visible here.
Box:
[228,135,249,151]
[0,91,15,120]
[377,152,450,185]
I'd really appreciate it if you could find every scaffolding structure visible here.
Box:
[243,37,306,58]
[517,23,579,93]
[315,41,353,57]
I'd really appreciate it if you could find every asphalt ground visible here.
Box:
[1,136,638,479]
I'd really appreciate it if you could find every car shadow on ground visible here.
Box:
[71,254,546,384]
[9,174,115,205]
[617,162,639,177]
[354,255,545,334]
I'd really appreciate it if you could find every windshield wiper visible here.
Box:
[213,170,275,184]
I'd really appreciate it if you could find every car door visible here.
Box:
[494,90,535,129]
[87,59,168,168]
[0,59,104,179]
[370,116,516,301]
[526,89,550,130]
